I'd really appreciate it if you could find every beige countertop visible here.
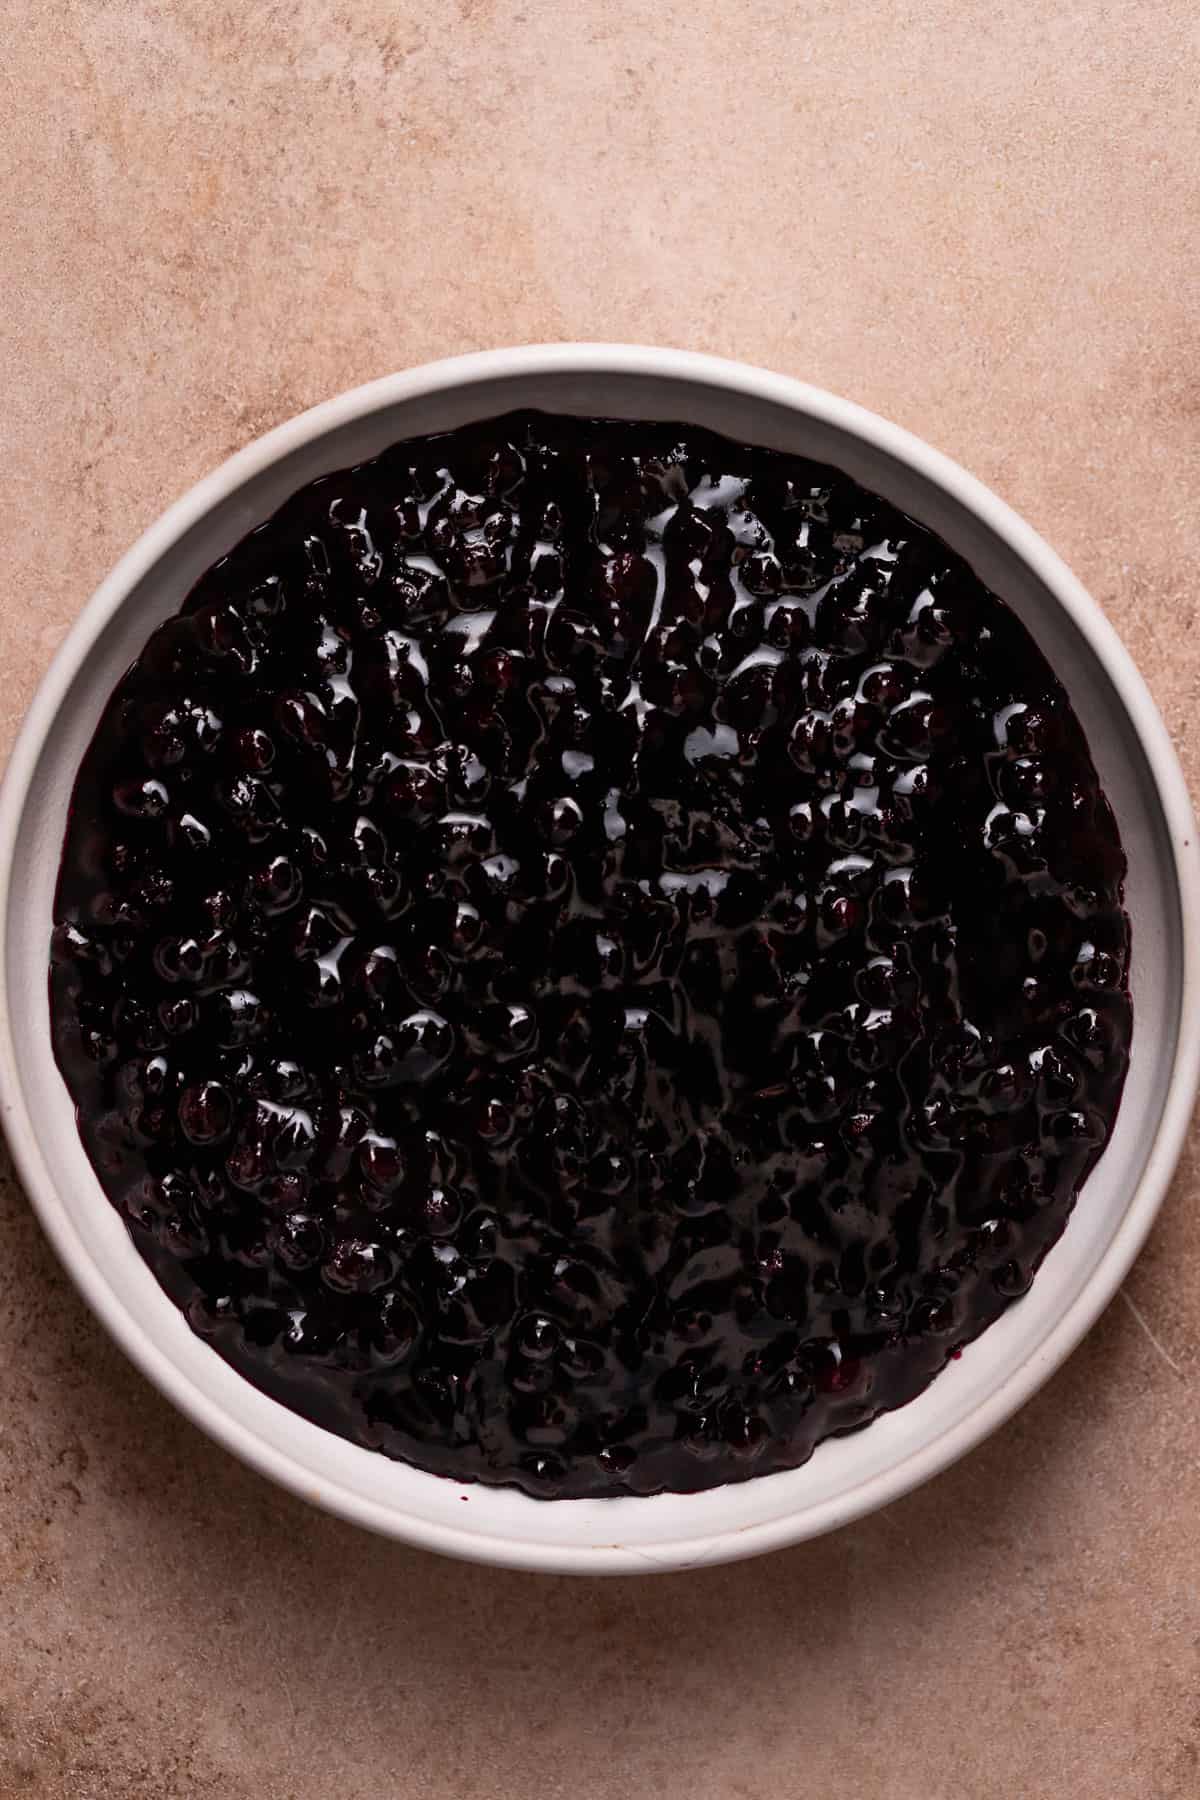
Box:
[3,3,1199,1795]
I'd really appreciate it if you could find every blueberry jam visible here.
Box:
[50,411,1132,1498]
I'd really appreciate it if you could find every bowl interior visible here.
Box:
[2,358,1186,1571]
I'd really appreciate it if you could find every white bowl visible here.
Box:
[2,345,1197,1575]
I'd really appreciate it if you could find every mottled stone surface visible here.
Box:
[2,3,1198,1795]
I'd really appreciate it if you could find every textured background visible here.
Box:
[3,3,1199,1795]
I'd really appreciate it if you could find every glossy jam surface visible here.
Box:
[50,411,1131,1497]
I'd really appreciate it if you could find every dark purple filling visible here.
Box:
[49,410,1131,1498]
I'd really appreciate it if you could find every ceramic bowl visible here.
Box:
[2,345,1197,1574]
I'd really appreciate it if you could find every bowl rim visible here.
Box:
[2,341,1198,1575]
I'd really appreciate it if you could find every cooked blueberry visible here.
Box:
[274,1210,325,1270]
[178,1080,232,1146]
[421,1186,463,1236]
[369,1292,418,1365]
[515,1314,560,1360]
[322,1237,393,1294]
[113,778,170,819]
[358,1132,405,1194]
[230,725,275,772]
[354,1012,453,1087]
